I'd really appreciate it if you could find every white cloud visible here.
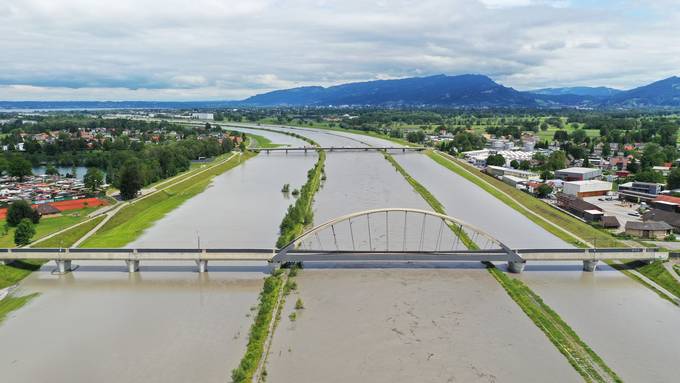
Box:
[0,0,678,100]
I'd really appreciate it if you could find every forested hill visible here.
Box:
[241,74,680,108]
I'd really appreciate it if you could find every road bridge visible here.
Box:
[0,209,666,274]
[253,146,425,154]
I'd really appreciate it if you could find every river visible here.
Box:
[261,126,582,382]
[0,128,315,383]
[2,123,678,382]
[393,151,680,382]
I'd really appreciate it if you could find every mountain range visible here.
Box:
[242,74,680,108]
[1,74,679,110]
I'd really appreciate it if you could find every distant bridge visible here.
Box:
[252,146,425,153]
[0,209,666,274]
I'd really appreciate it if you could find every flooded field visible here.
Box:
[267,267,581,383]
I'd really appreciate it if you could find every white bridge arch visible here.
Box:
[273,208,524,265]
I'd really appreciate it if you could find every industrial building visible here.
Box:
[555,193,604,222]
[618,181,664,203]
[563,180,612,197]
[555,167,602,181]
[486,165,538,180]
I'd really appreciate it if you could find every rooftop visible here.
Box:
[625,221,672,231]
[556,167,601,174]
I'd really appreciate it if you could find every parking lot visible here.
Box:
[583,194,643,232]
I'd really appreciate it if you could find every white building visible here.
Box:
[191,113,214,120]
[563,180,612,197]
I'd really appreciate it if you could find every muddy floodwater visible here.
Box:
[0,268,264,383]
[0,128,314,383]
[393,151,680,382]
[260,126,579,382]
[267,267,581,383]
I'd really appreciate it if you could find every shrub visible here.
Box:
[295,298,304,310]
[14,218,36,246]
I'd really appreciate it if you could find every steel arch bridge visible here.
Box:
[272,208,525,267]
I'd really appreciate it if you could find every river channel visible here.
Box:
[260,125,581,382]
[0,129,314,383]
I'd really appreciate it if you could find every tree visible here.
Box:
[536,184,554,198]
[7,200,40,226]
[540,170,554,181]
[406,130,426,143]
[14,218,36,246]
[546,150,568,171]
[582,157,590,167]
[8,156,32,181]
[668,167,680,190]
[118,161,144,200]
[45,165,60,176]
[635,170,664,184]
[571,129,587,144]
[510,160,520,169]
[486,154,506,167]
[84,167,104,192]
[553,130,569,142]
[519,160,531,170]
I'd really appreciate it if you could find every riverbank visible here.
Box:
[0,293,38,325]
[426,150,680,302]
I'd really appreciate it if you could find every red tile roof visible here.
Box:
[653,195,680,205]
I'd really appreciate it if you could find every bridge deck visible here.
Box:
[253,146,425,152]
[0,248,666,262]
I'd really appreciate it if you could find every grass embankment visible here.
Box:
[0,207,100,248]
[631,261,680,299]
[0,293,38,325]
[34,215,106,248]
[231,269,286,383]
[428,150,680,301]
[0,207,103,290]
[382,152,477,249]
[82,152,255,248]
[276,151,326,248]
[248,132,283,149]
[488,265,621,383]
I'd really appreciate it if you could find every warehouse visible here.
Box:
[555,167,602,181]
[555,193,604,222]
[563,180,612,197]
[486,165,538,180]
[624,221,673,239]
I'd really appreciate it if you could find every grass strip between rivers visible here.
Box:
[383,151,621,382]
[488,266,622,383]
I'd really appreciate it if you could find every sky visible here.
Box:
[0,0,679,101]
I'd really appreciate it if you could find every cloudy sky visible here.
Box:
[0,0,678,100]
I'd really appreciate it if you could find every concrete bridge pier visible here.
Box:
[268,261,281,275]
[55,260,72,274]
[508,260,526,273]
[583,260,598,272]
[126,260,140,273]
[196,260,208,273]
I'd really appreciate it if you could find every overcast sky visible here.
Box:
[0,0,678,101]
